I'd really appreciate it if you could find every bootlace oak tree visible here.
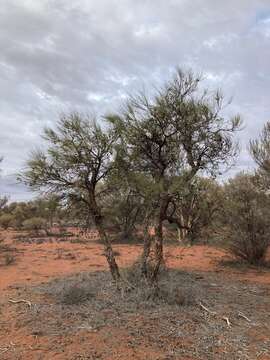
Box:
[108,69,242,281]
[20,113,121,281]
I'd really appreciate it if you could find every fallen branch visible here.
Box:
[238,312,251,322]
[0,341,15,354]
[199,302,217,315]
[222,316,231,328]
[199,301,231,328]
[8,299,32,307]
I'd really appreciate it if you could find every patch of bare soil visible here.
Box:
[0,230,270,359]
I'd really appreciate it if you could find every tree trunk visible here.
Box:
[90,194,121,282]
[151,218,164,282]
[151,195,169,282]
[141,226,153,278]
[96,221,121,282]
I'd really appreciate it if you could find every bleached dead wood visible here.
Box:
[199,302,217,315]
[199,301,231,328]
[222,316,231,327]
[8,299,32,307]
[238,312,251,322]
[0,341,15,354]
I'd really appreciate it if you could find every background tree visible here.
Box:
[168,176,223,244]
[101,175,148,242]
[250,121,270,189]
[108,69,242,281]
[20,113,121,281]
[222,172,270,265]
[0,157,8,211]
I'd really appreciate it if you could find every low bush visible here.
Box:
[60,285,93,305]
[0,214,14,230]
[223,173,270,265]
[22,217,47,233]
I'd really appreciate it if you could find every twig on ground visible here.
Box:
[222,316,231,327]
[0,341,15,354]
[8,299,32,307]
[199,302,217,315]
[199,301,231,328]
[238,312,251,322]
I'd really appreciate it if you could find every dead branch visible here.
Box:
[0,341,15,354]
[8,299,32,307]
[222,316,231,328]
[199,302,217,315]
[199,301,231,328]
[238,312,251,322]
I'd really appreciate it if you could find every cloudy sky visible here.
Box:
[0,0,270,201]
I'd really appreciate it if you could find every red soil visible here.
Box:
[0,229,270,359]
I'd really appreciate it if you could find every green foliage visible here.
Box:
[101,174,149,241]
[22,217,47,231]
[223,173,270,265]
[109,69,241,203]
[0,213,14,230]
[19,112,119,226]
[250,121,270,189]
[20,113,117,199]
[0,196,64,231]
[168,176,223,243]
[0,158,8,211]
[108,69,241,183]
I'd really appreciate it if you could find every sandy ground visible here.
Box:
[0,229,270,360]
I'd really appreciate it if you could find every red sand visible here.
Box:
[0,230,270,359]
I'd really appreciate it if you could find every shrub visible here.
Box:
[0,214,14,230]
[22,217,47,232]
[223,173,270,265]
[60,285,93,305]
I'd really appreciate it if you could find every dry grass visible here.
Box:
[7,266,270,359]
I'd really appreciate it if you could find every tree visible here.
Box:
[101,172,150,242]
[108,69,241,281]
[20,113,121,281]
[0,196,8,211]
[0,157,8,211]
[168,176,223,244]
[223,173,270,265]
[102,186,143,241]
[250,121,270,189]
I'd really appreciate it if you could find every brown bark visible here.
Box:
[151,219,164,282]
[151,195,169,282]
[90,193,121,282]
[141,226,153,278]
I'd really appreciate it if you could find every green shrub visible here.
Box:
[223,173,270,265]
[60,285,93,305]
[22,217,47,232]
[0,214,14,230]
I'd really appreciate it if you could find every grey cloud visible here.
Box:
[0,0,270,199]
